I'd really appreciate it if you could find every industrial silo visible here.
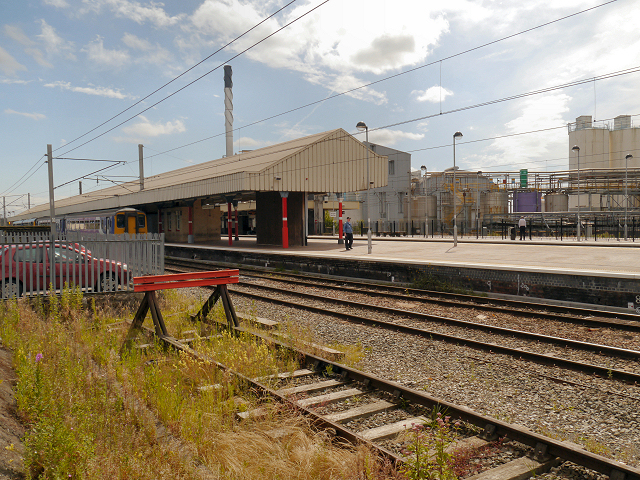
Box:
[513,191,542,212]
[426,195,437,221]
[545,193,569,212]
[482,191,508,214]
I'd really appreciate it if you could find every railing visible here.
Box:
[1,233,164,299]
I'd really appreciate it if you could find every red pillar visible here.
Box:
[227,202,232,246]
[234,201,239,241]
[188,205,194,243]
[338,195,343,244]
[281,192,289,249]
[158,208,163,234]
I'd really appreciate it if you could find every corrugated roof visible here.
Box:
[13,128,387,220]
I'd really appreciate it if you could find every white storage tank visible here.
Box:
[426,195,437,219]
[545,193,569,212]
[482,191,508,214]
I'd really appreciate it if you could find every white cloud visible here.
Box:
[37,19,76,60]
[81,0,186,27]
[189,0,451,103]
[0,46,27,75]
[413,86,453,103]
[115,115,186,142]
[122,32,172,64]
[234,136,270,150]
[477,94,571,169]
[24,47,54,68]
[43,0,70,8]
[4,25,33,46]
[44,80,137,99]
[4,109,46,120]
[368,129,424,146]
[83,35,130,68]
[1,78,30,84]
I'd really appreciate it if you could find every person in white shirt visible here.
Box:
[518,216,526,240]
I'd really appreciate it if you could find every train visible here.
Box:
[10,207,148,235]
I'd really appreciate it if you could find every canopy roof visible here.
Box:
[14,128,388,220]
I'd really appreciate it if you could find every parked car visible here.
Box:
[1,242,129,298]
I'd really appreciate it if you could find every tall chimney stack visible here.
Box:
[224,65,233,158]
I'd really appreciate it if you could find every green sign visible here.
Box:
[520,169,528,188]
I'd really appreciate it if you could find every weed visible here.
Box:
[399,409,460,479]
[0,288,395,479]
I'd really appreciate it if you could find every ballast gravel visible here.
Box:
[227,292,640,473]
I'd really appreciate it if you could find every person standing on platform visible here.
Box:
[519,216,526,240]
[344,216,354,250]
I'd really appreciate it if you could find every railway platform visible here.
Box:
[165,235,640,312]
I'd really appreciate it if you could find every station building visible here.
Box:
[12,129,388,248]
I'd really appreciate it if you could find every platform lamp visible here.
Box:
[453,131,463,247]
[625,154,633,240]
[357,121,372,254]
[421,165,427,237]
[572,145,580,241]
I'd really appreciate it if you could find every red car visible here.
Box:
[1,242,128,298]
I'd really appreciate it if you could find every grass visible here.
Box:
[0,288,396,479]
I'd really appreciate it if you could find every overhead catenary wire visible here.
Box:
[119,67,640,188]
[55,0,332,158]
[10,0,618,201]
[143,0,618,161]
[52,0,301,154]
[54,163,126,190]
[0,155,45,197]
[20,106,640,213]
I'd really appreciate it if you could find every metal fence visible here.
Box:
[1,232,164,299]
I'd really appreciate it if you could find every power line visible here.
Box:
[54,163,125,190]
[0,155,45,197]
[144,0,618,161]
[406,112,640,153]
[375,66,640,133]
[12,0,616,200]
[53,157,127,162]
[56,0,332,158]
[52,0,301,154]
[135,66,640,188]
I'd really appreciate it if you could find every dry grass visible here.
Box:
[0,288,397,479]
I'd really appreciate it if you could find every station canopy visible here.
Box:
[13,128,388,220]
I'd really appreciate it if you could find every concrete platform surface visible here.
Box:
[168,236,640,278]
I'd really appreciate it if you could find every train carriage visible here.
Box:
[18,208,148,235]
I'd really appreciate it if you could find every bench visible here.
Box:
[121,269,239,352]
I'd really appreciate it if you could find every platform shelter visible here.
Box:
[12,129,388,248]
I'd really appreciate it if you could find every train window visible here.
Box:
[137,214,146,228]
[116,214,125,229]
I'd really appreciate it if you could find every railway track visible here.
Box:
[165,258,640,383]
[166,255,640,331]
[128,289,640,480]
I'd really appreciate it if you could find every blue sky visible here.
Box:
[2,0,640,215]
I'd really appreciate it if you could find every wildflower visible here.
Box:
[35,353,43,362]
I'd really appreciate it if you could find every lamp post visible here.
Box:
[357,121,372,254]
[453,131,463,247]
[572,145,580,241]
[421,165,427,236]
[476,170,482,239]
[625,154,633,240]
